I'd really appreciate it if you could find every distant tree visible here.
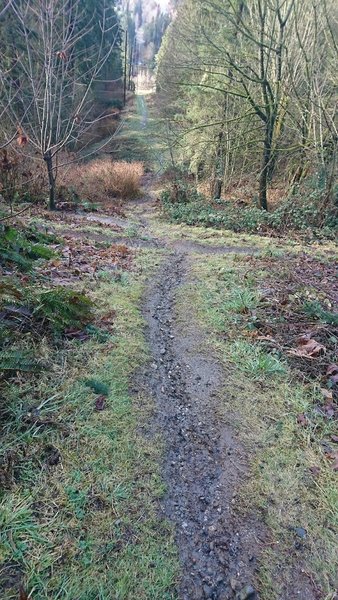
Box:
[157,0,337,210]
[0,0,121,209]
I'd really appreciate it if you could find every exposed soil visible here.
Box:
[128,185,321,600]
[142,250,263,600]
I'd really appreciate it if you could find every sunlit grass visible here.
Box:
[0,249,178,600]
[177,251,338,600]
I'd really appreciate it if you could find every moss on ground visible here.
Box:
[0,249,178,600]
[178,250,337,600]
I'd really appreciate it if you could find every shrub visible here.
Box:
[60,159,144,204]
[0,226,55,271]
[0,148,48,205]
[161,175,338,237]
[161,189,270,232]
[271,183,338,232]
[34,288,93,333]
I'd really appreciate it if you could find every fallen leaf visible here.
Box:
[95,395,106,411]
[331,435,338,444]
[257,335,277,343]
[288,336,326,358]
[323,402,336,418]
[309,465,321,477]
[297,413,308,426]
[326,451,338,471]
[327,364,338,377]
[65,328,90,341]
[321,388,333,401]
[328,374,338,386]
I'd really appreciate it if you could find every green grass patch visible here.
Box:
[114,94,171,173]
[177,252,337,600]
[0,249,178,600]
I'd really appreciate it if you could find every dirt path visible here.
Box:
[142,251,262,600]
[58,94,327,599]
[119,186,263,600]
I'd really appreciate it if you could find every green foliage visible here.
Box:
[35,288,93,333]
[271,180,338,232]
[161,188,271,232]
[0,278,93,340]
[0,226,55,271]
[303,301,338,326]
[0,281,23,304]
[0,350,41,372]
[161,177,337,236]
[84,379,110,396]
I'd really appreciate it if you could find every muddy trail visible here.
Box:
[142,251,262,600]
[44,172,322,599]
[124,177,320,600]
[112,186,263,600]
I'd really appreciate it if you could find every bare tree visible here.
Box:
[0,0,14,19]
[0,0,120,209]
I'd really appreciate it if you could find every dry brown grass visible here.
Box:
[0,148,49,204]
[60,159,144,204]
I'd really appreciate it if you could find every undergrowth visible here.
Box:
[160,178,338,238]
[183,251,337,600]
[59,159,144,205]
[0,245,178,599]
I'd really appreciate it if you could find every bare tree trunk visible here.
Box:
[128,35,135,90]
[123,4,129,106]
[44,151,56,211]
[259,122,274,210]
[212,96,227,199]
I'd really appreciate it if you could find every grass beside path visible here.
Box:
[179,248,337,600]
[0,247,178,600]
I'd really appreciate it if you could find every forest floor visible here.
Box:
[1,95,337,600]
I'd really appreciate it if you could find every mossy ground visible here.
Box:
[177,250,337,600]
[0,245,178,600]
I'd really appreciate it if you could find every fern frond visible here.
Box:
[0,350,42,372]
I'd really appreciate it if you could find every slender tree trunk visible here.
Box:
[128,36,135,90]
[44,151,56,210]
[259,122,273,210]
[212,113,226,199]
[123,27,128,105]
[212,91,231,199]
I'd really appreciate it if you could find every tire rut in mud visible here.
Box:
[142,252,261,600]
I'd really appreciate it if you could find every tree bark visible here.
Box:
[123,27,128,105]
[44,151,56,211]
[259,123,273,210]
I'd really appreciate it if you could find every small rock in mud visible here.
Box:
[230,577,240,591]
[203,584,213,598]
[236,584,257,600]
[294,526,307,540]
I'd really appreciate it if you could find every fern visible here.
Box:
[303,300,338,326]
[35,288,93,332]
[0,282,23,304]
[25,243,55,261]
[0,226,55,271]
[0,247,33,271]
[26,227,59,245]
[0,350,42,372]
